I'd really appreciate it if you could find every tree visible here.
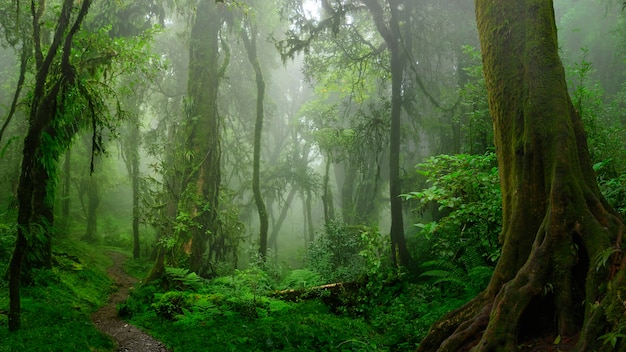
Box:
[8,0,93,331]
[418,1,626,351]
[361,0,412,267]
[240,13,269,260]
[179,0,225,275]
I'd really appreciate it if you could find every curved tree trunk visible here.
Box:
[241,18,269,260]
[418,1,625,351]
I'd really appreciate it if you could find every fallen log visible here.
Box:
[270,281,363,302]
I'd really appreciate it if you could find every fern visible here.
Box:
[162,267,204,291]
[419,259,492,295]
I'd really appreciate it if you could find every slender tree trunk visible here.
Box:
[126,121,141,259]
[418,1,625,351]
[363,0,412,267]
[322,156,335,226]
[305,189,315,243]
[241,19,269,260]
[268,186,297,251]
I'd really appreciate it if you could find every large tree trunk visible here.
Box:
[418,1,625,351]
[183,0,223,276]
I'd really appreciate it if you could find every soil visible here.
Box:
[92,251,171,352]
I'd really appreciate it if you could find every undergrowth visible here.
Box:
[0,239,114,351]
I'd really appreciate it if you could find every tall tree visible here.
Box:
[8,0,93,331]
[418,1,626,351]
[180,0,225,275]
[241,14,269,260]
[361,0,412,267]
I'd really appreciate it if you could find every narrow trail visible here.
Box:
[92,251,170,352]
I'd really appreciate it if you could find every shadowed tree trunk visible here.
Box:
[418,1,625,351]
[362,0,412,267]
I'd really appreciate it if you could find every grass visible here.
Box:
[0,238,115,352]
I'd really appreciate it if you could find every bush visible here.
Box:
[305,220,366,283]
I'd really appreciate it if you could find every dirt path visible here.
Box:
[92,251,171,352]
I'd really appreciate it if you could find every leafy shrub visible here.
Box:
[161,267,204,291]
[404,153,502,268]
[305,220,366,282]
[153,291,194,319]
[596,166,626,218]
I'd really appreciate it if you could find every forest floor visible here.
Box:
[92,251,170,352]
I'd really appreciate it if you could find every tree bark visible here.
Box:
[418,1,625,351]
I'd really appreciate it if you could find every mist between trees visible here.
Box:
[1,0,626,351]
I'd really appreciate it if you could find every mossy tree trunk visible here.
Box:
[182,0,224,276]
[9,0,93,331]
[418,1,625,351]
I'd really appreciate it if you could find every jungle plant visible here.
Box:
[305,219,366,283]
[404,152,502,268]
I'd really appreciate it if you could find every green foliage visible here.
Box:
[0,223,15,264]
[419,257,493,296]
[404,153,502,266]
[305,220,367,283]
[280,269,325,289]
[160,267,205,291]
[0,240,114,351]
[458,45,493,154]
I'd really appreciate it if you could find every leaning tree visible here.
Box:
[418,1,626,351]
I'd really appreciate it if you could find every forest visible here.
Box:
[1,0,626,351]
